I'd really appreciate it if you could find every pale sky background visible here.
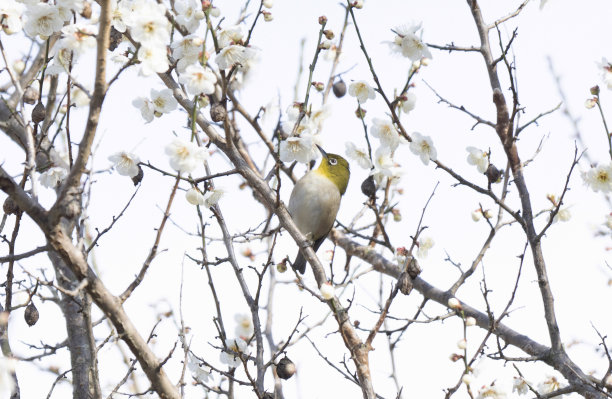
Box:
[2,0,612,398]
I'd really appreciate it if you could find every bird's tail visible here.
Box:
[291,235,328,275]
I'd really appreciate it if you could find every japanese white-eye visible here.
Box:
[288,145,350,274]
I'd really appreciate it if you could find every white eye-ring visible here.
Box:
[329,158,338,166]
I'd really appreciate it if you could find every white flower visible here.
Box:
[56,0,83,21]
[448,297,461,309]
[409,131,437,165]
[220,338,249,368]
[0,357,16,398]
[110,0,129,32]
[553,208,571,223]
[476,382,506,399]
[598,58,612,90]
[46,47,73,76]
[345,142,371,169]
[309,105,331,132]
[417,236,434,258]
[132,97,155,123]
[390,23,432,61]
[187,354,210,383]
[58,23,97,55]
[39,167,68,188]
[108,151,141,177]
[137,45,169,75]
[279,135,318,164]
[466,146,488,173]
[204,188,224,208]
[129,4,170,45]
[185,188,205,205]
[348,80,376,103]
[537,374,565,395]
[150,88,177,114]
[583,164,612,192]
[457,339,467,350]
[372,146,395,177]
[399,91,417,113]
[172,34,204,71]
[24,3,63,38]
[263,0,273,8]
[319,283,335,300]
[179,64,217,96]
[0,0,25,34]
[234,314,254,339]
[371,118,400,151]
[465,317,476,327]
[217,25,244,48]
[471,210,482,222]
[165,138,209,173]
[512,376,531,395]
[174,0,204,33]
[215,45,256,70]
[462,373,474,385]
[71,87,90,107]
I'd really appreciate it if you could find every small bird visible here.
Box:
[288,145,350,274]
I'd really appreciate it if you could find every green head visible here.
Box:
[315,145,350,195]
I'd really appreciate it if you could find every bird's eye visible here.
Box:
[329,158,338,166]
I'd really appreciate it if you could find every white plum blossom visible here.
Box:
[279,135,318,164]
[179,64,217,96]
[217,25,244,48]
[348,80,376,103]
[129,3,170,45]
[220,338,249,368]
[71,87,91,107]
[46,47,73,76]
[132,97,155,122]
[390,23,432,61]
[234,314,254,339]
[399,91,417,113]
[309,105,331,132]
[553,208,571,223]
[187,353,210,383]
[204,188,224,208]
[466,146,488,173]
[263,0,274,8]
[582,164,612,193]
[417,236,434,258]
[174,0,204,33]
[471,210,482,222]
[1,0,25,34]
[215,44,257,70]
[108,151,141,177]
[371,118,400,150]
[537,374,566,396]
[598,58,612,90]
[150,88,177,114]
[165,138,209,173]
[58,23,97,56]
[319,283,335,300]
[281,105,312,136]
[56,0,84,21]
[137,45,169,75]
[185,188,205,205]
[24,3,63,38]
[372,146,395,177]
[512,377,531,395]
[465,317,476,326]
[171,35,204,72]
[476,382,507,399]
[345,142,372,169]
[39,167,68,188]
[409,131,437,165]
[457,339,467,350]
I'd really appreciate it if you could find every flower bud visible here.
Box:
[462,373,474,385]
[448,297,461,310]
[585,98,597,109]
[590,85,600,96]
[312,81,324,92]
[355,106,366,119]
[465,316,476,326]
[80,1,92,18]
[323,30,335,40]
[277,259,287,273]
[471,210,482,222]
[449,353,463,362]
[457,338,467,350]
[392,208,401,222]
[32,102,46,124]
[483,209,493,219]
[332,79,347,98]
[361,175,376,198]
[12,60,25,75]
[318,15,327,25]
[3,197,19,215]
[352,0,364,9]
[23,86,39,105]
[263,0,274,8]
[276,356,296,380]
[319,282,335,300]
[485,164,502,184]
[262,11,273,22]
[319,40,331,50]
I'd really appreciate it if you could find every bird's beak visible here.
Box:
[316,145,328,159]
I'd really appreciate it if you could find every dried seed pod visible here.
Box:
[407,257,421,279]
[276,356,296,380]
[332,79,346,98]
[397,272,413,295]
[25,302,39,326]
[485,164,502,184]
[32,102,46,124]
[108,27,123,51]
[3,197,19,215]
[23,86,39,104]
[131,165,144,186]
[80,1,92,18]
[361,175,376,198]
[210,103,226,122]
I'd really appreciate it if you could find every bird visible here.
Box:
[288,145,350,274]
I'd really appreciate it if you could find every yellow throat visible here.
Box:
[315,151,350,195]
